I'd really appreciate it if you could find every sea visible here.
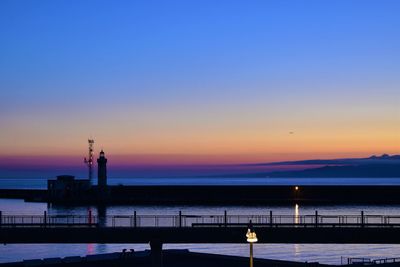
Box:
[2,177,400,264]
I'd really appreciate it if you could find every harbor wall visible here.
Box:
[1,185,400,204]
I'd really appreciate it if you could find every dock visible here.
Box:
[2,185,400,204]
[2,213,400,244]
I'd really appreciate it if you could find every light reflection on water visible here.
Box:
[1,199,400,264]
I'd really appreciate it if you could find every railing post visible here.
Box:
[224,210,227,227]
[0,211,2,226]
[269,210,273,227]
[361,211,364,227]
[179,211,182,227]
[44,211,47,226]
[88,209,92,225]
[315,210,318,227]
[134,211,137,228]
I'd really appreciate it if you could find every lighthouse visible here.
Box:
[97,150,107,190]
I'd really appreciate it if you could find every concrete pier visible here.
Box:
[2,226,400,244]
[3,185,400,204]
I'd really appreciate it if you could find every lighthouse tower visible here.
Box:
[97,150,107,190]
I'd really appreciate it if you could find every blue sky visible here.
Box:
[0,0,399,163]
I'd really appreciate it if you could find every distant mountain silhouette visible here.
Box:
[248,154,400,166]
[222,154,400,178]
[265,164,400,178]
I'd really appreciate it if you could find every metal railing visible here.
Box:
[372,257,400,265]
[1,211,400,228]
[345,257,400,265]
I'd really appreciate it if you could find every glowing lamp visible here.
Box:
[246,228,258,243]
[246,221,257,267]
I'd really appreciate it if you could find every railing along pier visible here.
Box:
[1,211,400,228]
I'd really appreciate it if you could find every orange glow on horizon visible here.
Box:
[0,119,398,165]
[0,150,398,166]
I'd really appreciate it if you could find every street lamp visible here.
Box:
[246,220,258,267]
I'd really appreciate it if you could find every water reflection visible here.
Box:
[86,243,94,255]
[97,205,107,227]
[293,204,300,258]
[294,203,300,257]
[295,204,299,224]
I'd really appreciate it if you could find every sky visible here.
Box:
[0,0,399,166]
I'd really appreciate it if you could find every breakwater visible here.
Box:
[108,185,400,204]
[1,185,400,204]
[0,189,46,201]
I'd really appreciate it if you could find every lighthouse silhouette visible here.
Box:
[97,150,108,195]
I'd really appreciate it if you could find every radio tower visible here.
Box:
[84,139,95,184]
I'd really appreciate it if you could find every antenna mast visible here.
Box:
[84,139,95,184]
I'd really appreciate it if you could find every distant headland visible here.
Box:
[223,154,400,178]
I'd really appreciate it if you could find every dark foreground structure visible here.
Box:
[0,250,333,267]
[3,225,400,244]
[2,250,400,267]
[2,185,400,204]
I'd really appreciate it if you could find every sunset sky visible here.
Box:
[0,0,399,166]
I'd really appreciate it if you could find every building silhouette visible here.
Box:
[47,175,90,201]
